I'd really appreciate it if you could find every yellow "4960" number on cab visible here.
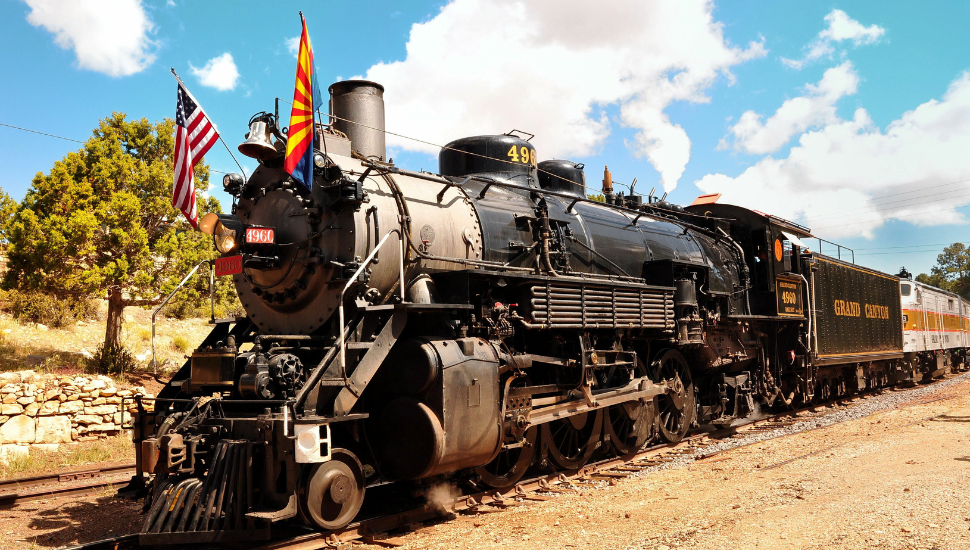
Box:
[507,145,536,167]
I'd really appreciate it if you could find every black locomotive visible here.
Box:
[133,80,923,544]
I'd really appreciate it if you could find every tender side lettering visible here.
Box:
[834,300,891,319]
[864,304,890,319]
[833,300,860,317]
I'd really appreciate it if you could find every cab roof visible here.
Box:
[683,202,813,239]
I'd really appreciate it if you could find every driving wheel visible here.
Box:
[605,401,652,455]
[476,427,538,488]
[604,357,652,455]
[542,409,603,470]
[651,349,695,444]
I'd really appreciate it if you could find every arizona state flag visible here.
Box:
[284,13,323,189]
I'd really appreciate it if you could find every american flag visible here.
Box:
[173,81,219,228]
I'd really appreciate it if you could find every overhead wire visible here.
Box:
[854,241,969,257]
[11,116,966,267]
[854,242,963,251]
[278,97,638,193]
[792,177,970,223]
[0,121,234,176]
[812,203,970,230]
[799,184,970,225]
[857,249,950,256]
[4,115,963,228]
[0,122,84,144]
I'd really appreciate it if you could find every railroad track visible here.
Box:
[245,377,969,550]
[53,371,970,550]
[56,534,139,550]
[0,462,135,507]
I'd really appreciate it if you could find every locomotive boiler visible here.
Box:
[132,79,922,544]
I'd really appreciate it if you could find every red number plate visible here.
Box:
[214,255,243,277]
[246,227,275,244]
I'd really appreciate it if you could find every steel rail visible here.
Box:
[0,463,136,506]
[247,372,969,550]
[56,533,139,550]
[16,371,963,550]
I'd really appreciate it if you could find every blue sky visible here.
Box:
[1,1,969,276]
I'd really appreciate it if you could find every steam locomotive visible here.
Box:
[133,80,960,544]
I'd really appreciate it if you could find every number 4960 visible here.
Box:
[507,145,536,166]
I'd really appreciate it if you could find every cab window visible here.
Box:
[900,283,911,296]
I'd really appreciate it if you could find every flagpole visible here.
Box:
[170,68,249,181]
[297,12,328,135]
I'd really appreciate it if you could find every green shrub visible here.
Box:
[1,289,97,327]
[171,335,191,354]
[89,341,137,375]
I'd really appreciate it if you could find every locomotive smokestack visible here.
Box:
[329,80,386,161]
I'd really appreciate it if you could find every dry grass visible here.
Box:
[0,299,211,376]
[0,434,134,480]
[170,335,191,354]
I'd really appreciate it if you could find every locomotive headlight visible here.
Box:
[214,223,237,254]
[222,172,244,196]
[313,152,326,169]
[200,213,245,254]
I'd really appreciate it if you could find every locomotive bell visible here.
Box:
[238,120,277,160]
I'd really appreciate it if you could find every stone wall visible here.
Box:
[0,370,155,461]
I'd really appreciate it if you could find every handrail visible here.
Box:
[338,229,405,382]
[151,260,213,375]
[814,237,855,264]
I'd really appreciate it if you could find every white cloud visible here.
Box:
[362,0,766,192]
[723,61,859,154]
[23,0,155,77]
[696,72,970,239]
[285,36,300,58]
[782,9,885,70]
[190,53,240,92]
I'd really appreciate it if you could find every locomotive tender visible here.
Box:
[133,80,964,544]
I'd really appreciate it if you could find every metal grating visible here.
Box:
[526,282,674,329]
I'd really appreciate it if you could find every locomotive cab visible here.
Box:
[684,202,813,318]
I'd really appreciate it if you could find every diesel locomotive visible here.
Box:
[132,80,960,544]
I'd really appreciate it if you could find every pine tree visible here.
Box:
[3,112,228,350]
[917,242,970,299]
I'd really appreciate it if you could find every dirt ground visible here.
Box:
[0,491,144,548]
[2,378,968,549]
[371,379,970,550]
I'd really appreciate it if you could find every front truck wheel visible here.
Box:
[297,449,366,531]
